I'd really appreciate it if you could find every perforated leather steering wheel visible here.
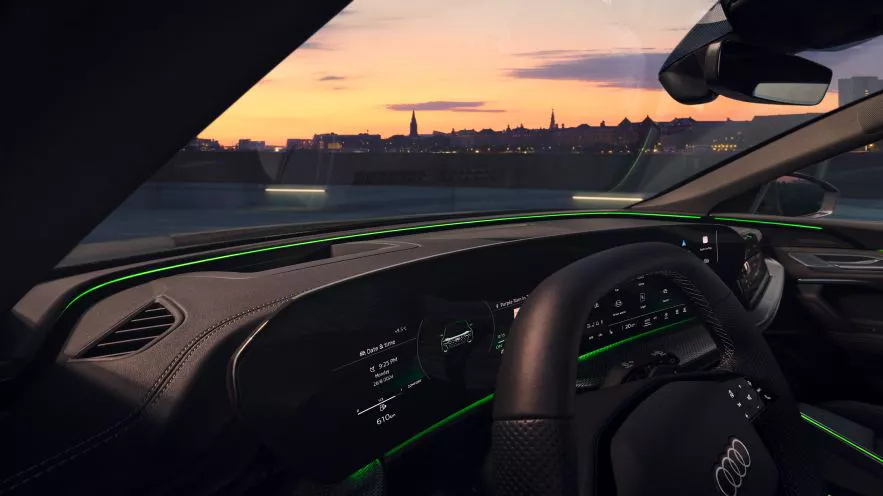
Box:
[491,242,822,496]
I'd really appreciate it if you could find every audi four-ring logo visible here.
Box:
[714,438,751,496]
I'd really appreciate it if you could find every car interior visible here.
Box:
[4,0,883,495]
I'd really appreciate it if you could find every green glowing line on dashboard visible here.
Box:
[61,211,702,313]
[384,393,495,458]
[578,317,696,362]
[711,217,823,230]
[384,317,696,457]
[346,459,381,484]
[801,412,883,466]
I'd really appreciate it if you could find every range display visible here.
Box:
[332,324,425,430]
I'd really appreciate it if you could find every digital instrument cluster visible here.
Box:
[232,225,740,481]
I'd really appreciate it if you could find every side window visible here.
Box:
[736,141,883,220]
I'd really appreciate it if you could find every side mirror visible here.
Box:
[753,173,839,217]
[704,40,832,105]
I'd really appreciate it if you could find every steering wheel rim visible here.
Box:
[491,242,821,496]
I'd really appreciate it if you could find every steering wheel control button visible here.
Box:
[724,379,766,421]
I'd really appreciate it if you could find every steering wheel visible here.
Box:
[491,242,822,496]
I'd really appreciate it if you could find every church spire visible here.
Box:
[549,109,557,130]
[409,110,418,137]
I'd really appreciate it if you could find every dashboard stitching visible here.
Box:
[0,298,292,493]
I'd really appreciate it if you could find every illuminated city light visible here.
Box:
[572,195,643,202]
[265,187,326,193]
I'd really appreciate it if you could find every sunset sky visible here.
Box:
[198,0,883,146]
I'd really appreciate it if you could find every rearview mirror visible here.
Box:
[753,173,838,218]
[704,40,833,106]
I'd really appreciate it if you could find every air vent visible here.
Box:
[80,301,178,359]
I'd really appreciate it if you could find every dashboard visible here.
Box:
[1,216,789,495]
[231,223,753,481]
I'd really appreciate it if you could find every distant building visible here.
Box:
[409,110,419,138]
[549,109,557,130]
[838,76,883,106]
[285,138,312,150]
[237,139,267,151]
[184,138,222,151]
[313,132,382,152]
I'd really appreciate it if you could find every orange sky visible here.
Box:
[198,0,840,146]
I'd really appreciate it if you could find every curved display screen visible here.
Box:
[309,274,695,479]
[232,225,739,481]
[581,275,692,355]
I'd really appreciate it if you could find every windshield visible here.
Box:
[71,0,883,265]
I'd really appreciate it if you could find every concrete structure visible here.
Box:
[838,76,883,107]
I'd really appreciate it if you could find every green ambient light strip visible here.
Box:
[384,393,495,458]
[578,317,696,362]
[712,217,824,230]
[345,458,381,484]
[384,316,696,457]
[801,412,883,466]
[61,211,701,313]
[63,212,824,313]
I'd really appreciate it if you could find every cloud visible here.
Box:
[514,49,592,59]
[450,108,506,113]
[320,14,408,33]
[802,37,883,89]
[299,41,332,50]
[507,52,669,89]
[318,75,346,81]
[386,101,505,112]
[509,38,883,92]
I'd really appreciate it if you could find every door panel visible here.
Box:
[771,241,883,403]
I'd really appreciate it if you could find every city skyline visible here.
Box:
[197,0,882,145]
[196,109,809,148]
[190,110,843,155]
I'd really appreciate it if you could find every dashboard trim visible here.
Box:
[61,211,701,313]
[801,413,883,466]
[711,217,824,231]
[59,211,822,317]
